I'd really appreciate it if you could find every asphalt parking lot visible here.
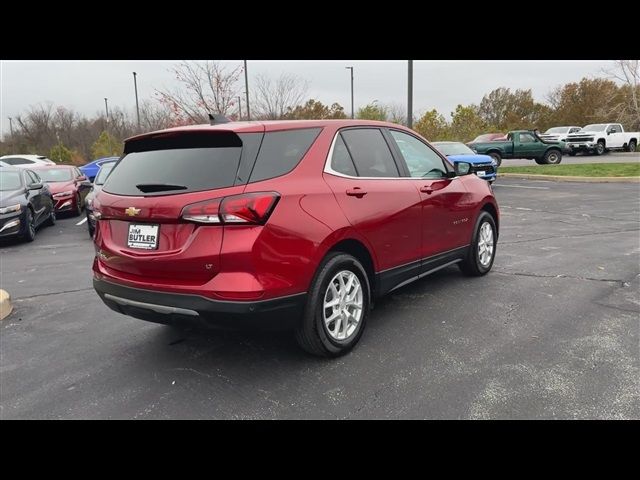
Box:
[1,177,639,419]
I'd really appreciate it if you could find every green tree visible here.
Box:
[449,104,486,142]
[91,131,122,159]
[478,87,542,131]
[413,109,449,141]
[356,103,387,121]
[49,143,73,164]
[284,99,347,119]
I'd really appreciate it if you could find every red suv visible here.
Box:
[92,120,499,356]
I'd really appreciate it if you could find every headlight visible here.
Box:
[86,197,93,207]
[0,204,21,214]
[53,190,74,198]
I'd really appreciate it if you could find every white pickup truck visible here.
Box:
[564,123,639,156]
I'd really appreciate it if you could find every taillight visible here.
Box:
[181,192,279,225]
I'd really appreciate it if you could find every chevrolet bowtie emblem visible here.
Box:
[125,207,141,217]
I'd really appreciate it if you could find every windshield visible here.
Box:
[433,142,474,156]
[545,127,569,134]
[0,171,23,191]
[95,162,116,185]
[36,168,73,182]
[581,124,608,132]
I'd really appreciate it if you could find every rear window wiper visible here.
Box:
[135,183,188,193]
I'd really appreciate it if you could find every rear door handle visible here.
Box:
[420,186,433,194]
[346,187,367,198]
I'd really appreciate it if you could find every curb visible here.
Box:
[498,173,640,183]
[0,289,12,321]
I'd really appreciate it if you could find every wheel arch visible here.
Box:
[480,202,499,238]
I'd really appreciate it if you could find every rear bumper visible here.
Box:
[93,278,306,330]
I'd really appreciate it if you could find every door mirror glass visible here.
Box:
[454,162,472,176]
[28,182,43,190]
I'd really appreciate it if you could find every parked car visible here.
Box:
[31,165,92,216]
[0,167,56,242]
[538,126,582,143]
[564,123,639,156]
[85,160,117,237]
[468,130,567,166]
[0,154,56,168]
[92,119,499,357]
[432,141,497,183]
[470,133,506,143]
[80,156,120,182]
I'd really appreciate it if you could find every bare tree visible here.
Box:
[156,61,244,124]
[386,103,408,125]
[252,73,309,120]
[603,60,640,130]
[139,100,175,131]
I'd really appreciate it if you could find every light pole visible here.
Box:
[407,60,413,128]
[236,96,242,121]
[8,117,13,137]
[345,66,354,119]
[133,72,140,130]
[244,60,251,121]
[104,98,110,123]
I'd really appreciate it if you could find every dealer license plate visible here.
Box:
[476,171,486,177]
[127,224,159,250]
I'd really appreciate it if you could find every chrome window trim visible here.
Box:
[323,127,459,181]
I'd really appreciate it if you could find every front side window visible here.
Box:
[26,170,40,184]
[389,130,447,178]
[340,128,399,178]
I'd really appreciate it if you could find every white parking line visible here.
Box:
[76,218,87,226]
[493,184,550,189]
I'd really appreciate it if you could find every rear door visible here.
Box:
[95,130,263,284]
[386,129,475,259]
[323,127,423,275]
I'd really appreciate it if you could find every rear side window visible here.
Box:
[330,134,358,176]
[249,128,321,183]
[104,132,249,196]
[3,157,33,166]
[340,129,399,178]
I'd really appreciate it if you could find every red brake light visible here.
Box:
[181,192,279,225]
[181,198,222,224]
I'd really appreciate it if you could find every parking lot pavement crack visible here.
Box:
[13,287,95,301]
[494,270,629,287]
[508,207,638,223]
[500,228,640,245]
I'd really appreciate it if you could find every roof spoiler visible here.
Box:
[209,114,230,125]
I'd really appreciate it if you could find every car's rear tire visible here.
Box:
[459,211,497,277]
[488,152,502,167]
[595,141,605,156]
[22,208,36,242]
[295,252,370,357]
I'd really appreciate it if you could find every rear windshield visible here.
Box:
[103,132,245,196]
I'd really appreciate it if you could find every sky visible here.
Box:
[0,60,614,137]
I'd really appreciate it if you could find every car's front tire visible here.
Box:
[45,208,56,227]
[595,141,606,156]
[74,194,83,216]
[295,252,370,357]
[488,152,502,167]
[459,211,497,276]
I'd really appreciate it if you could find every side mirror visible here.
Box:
[77,175,88,182]
[28,182,43,190]
[454,161,472,176]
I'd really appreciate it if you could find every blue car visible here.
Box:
[432,142,498,183]
[80,156,119,182]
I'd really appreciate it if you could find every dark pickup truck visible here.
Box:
[467,130,567,166]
